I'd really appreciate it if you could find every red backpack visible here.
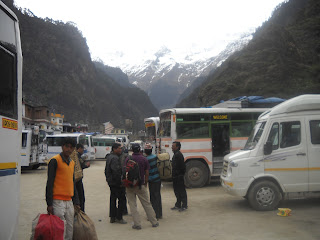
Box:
[122,156,141,188]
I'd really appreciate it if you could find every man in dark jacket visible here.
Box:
[171,141,188,212]
[105,143,127,224]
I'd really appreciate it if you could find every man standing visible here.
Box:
[75,143,90,212]
[119,144,129,215]
[46,137,80,240]
[171,141,188,212]
[105,143,127,224]
[125,143,159,230]
[144,143,162,220]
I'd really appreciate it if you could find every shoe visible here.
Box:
[179,207,187,212]
[171,206,180,210]
[132,225,142,230]
[110,218,116,223]
[115,219,127,224]
[152,222,159,228]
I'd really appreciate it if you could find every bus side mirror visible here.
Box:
[264,141,272,155]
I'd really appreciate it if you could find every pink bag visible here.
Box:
[34,214,64,240]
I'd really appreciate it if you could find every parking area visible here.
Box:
[19,160,320,240]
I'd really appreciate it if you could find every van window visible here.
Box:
[267,123,279,150]
[280,121,301,148]
[310,120,320,144]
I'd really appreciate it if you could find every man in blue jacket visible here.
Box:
[144,143,162,220]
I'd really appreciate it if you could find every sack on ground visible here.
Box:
[122,156,141,187]
[70,149,83,182]
[73,208,98,240]
[30,213,64,240]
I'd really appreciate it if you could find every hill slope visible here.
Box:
[4,0,158,131]
[178,0,320,107]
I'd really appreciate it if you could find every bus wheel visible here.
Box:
[184,161,208,188]
[32,164,40,170]
[248,180,282,211]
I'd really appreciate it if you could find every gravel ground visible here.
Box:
[18,160,320,240]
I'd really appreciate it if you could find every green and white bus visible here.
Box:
[158,107,268,188]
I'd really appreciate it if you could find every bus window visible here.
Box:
[231,122,253,137]
[0,46,17,119]
[47,136,77,146]
[176,123,209,138]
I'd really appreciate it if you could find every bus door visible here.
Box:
[211,123,230,174]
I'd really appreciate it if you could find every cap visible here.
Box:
[132,143,141,152]
[144,143,152,150]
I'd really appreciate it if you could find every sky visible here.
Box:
[14,0,286,68]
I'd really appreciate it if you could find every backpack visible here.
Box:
[122,156,141,188]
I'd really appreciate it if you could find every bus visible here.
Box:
[0,2,23,239]
[158,107,268,188]
[92,135,117,159]
[45,133,86,160]
[144,117,159,154]
[21,128,40,169]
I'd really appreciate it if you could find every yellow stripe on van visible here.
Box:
[0,162,17,170]
[265,168,309,171]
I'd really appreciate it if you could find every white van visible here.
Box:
[93,135,117,159]
[221,94,320,211]
[84,134,96,160]
[20,129,40,169]
[45,133,86,160]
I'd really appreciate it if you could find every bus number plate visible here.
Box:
[2,118,18,130]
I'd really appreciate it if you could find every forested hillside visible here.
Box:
[3,0,158,131]
[178,0,320,107]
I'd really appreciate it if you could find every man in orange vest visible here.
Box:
[46,137,80,240]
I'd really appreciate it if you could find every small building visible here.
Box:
[22,102,51,130]
[51,113,64,131]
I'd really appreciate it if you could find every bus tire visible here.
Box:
[248,180,282,211]
[184,161,208,188]
[32,164,40,170]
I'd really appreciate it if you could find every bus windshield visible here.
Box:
[159,112,171,137]
[243,121,266,150]
[145,122,156,141]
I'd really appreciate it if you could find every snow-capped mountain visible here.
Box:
[121,32,253,110]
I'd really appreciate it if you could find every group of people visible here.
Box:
[45,137,188,239]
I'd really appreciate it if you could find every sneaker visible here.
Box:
[132,225,142,230]
[179,207,187,212]
[171,206,180,210]
[110,218,116,223]
[152,222,159,228]
[115,219,127,224]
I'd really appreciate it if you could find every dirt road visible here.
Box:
[19,160,320,240]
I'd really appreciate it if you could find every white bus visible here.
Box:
[158,107,268,188]
[45,133,86,160]
[144,117,160,154]
[21,128,40,169]
[0,2,23,239]
[93,135,117,159]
